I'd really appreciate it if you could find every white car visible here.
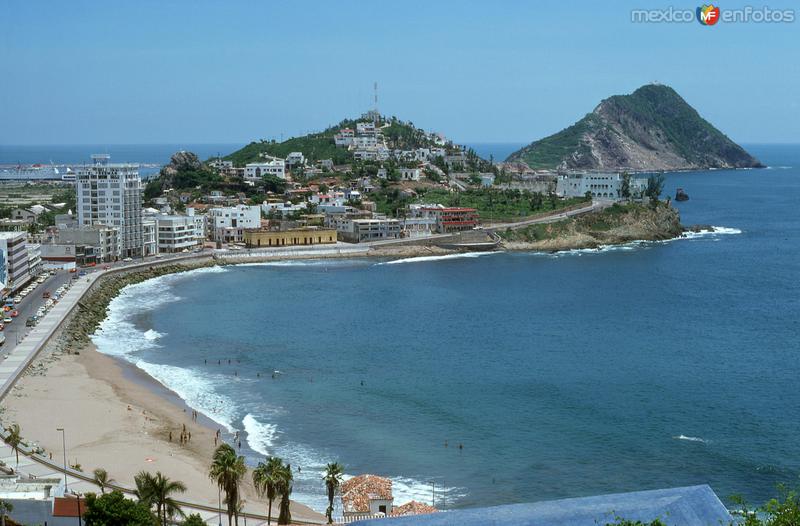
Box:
[3,318,11,324]
[13,297,21,304]
[123,257,133,262]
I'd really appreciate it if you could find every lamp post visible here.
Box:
[218,486,222,526]
[56,428,68,492]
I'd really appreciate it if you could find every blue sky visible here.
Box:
[1,0,798,145]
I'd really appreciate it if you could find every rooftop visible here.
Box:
[351,485,731,526]
[341,474,393,514]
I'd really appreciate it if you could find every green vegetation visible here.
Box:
[507,83,761,169]
[509,113,599,169]
[226,127,351,167]
[4,424,21,472]
[134,471,187,525]
[323,462,345,525]
[92,468,114,494]
[733,486,800,526]
[498,202,645,242]
[209,444,247,526]
[83,491,157,526]
[253,456,284,525]
[412,188,588,222]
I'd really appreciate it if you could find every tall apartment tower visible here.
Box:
[76,154,143,258]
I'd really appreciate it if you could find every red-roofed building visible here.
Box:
[410,205,479,233]
[341,474,394,519]
[392,500,439,517]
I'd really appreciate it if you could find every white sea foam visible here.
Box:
[679,226,742,239]
[379,251,499,265]
[674,434,708,443]
[390,476,468,508]
[136,361,237,432]
[243,413,279,456]
[143,329,162,341]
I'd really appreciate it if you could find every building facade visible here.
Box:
[56,225,121,262]
[243,228,336,248]
[76,154,143,258]
[208,205,261,243]
[0,232,30,294]
[245,158,286,181]
[156,215,198,253]
[337,218,401,243]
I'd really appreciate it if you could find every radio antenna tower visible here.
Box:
[372,81,379,123]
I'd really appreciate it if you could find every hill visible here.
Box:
[507,84,763,171]
[223,116,448,166]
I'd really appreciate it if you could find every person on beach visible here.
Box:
[169,431,172,442]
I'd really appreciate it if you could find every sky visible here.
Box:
[1,0,798,145]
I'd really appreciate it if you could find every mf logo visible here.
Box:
[697,4,721,25]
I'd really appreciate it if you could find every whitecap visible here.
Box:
[135,361,238,432]
[143,329,163,341]
[378,252,499,265]
[243,413,279,456]
[673,434,708,443]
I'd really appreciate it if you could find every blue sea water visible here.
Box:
[90,144,800,513]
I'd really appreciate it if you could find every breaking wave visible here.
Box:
[378,252,499,265]
[674,434,708,444]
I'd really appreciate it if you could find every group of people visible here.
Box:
[169,423,192,445]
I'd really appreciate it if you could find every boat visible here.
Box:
[0,162,62,181]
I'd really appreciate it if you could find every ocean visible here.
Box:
[80,143,800,513]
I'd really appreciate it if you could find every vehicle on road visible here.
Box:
[13,297,21,304]
[43,291,50,298]
[69,268,77,273]
[3,317,12,324]
[26,317,36,327]
[10,310,18,318]
[0,333,5,345]
[123,257,133,262]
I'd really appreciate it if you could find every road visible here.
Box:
[483,200,610,231]
[1,271,71,352]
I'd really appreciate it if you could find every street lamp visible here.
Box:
[218,486,222,526]
[56,428,68,492]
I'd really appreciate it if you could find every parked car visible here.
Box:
[26,317,36,327]
[4,317,12,324]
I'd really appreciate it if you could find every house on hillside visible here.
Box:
[341,474,394,520]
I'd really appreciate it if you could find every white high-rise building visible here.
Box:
[76,154,143,258]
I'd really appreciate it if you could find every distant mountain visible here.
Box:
[507,84,763,171]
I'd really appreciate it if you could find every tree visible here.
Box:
[620,172,632,199]
[323,462,345,524]
[93,468,114,494]
[253,456,284,525]
[276,463,294,525]
[135,471,186,526]
[5,424,21,472]
[645,174,665,203]
[0,499,12,526]
[209,444,247,526]
[182,513,206,526]
[83,491,157,526]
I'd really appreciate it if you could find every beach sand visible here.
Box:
[1,344,322,523]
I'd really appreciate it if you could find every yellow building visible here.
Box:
[244,228,337,248]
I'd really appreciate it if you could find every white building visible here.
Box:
[245,158,286,181]
[76,154,143,258]
[186,208,206,243]
[356,122,377,135]
[156,215,198,253]
[353,136,378,149]
[556,173,648,199]
[0,232,29,294]
[337,218,401,243]
[334,128,355,146]
[399,168,421,181]
[142,218,157,256]
[208,205,261,243]
[262,201,308,217]
[286,152,306,166]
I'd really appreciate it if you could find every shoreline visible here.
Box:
[0,207,696,518]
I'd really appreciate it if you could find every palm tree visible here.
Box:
[5,424,21,472]
[252,456,283,525]
[135,471,186,525]
[0,499,12,526]
[92,467,114,494]
[323,462,344,524]
[209,444,247,526]
[275,463,293,526]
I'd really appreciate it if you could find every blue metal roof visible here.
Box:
[352,485,732,526]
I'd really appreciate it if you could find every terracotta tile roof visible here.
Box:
[341,474,393,513]
[392,500,439,516]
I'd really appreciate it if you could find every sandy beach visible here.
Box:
[1,341,322,522]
